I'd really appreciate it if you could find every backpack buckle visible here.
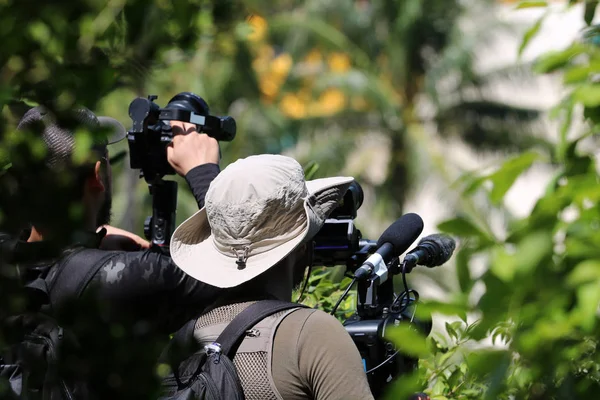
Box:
[204,342,222,355]
[246,329,260,338]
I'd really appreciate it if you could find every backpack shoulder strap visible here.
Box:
[159,300,308,371]
[48,248,117,306]
[158,317,198,370]
[217,300,308,358]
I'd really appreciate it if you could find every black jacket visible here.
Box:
[1,163,222,334]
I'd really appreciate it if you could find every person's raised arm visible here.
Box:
[89,120,223,332]
[99,120,220,251]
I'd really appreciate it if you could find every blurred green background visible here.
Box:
[3,0,600,398]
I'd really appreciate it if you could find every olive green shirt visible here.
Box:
[272,308,375,400]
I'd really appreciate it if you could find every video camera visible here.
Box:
[126,92,236,249]
[311,182,454,399]
[312,181,375,269]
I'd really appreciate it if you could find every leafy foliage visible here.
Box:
[383,1,600,398]
[2,0,598,399]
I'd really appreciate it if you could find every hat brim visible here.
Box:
[97,116,127,145]
[170,176,354,288]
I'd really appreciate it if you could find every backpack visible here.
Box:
[0,246,115,400]
[158,300,307,400]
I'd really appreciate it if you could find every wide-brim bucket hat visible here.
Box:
[170,154,354,288]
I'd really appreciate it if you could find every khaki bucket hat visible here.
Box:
[170,154,354,288]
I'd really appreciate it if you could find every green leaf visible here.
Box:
[514,231,553,270]
[585,0,599,25]
[490,246,517,282]
[438,216,493,244]
[488,151,541,204]
[455,247,474,294]
[415,300,469,321]
[563,65,593,84]
[573,84,600,107]
[490,231,553,282]
[445,322,459,340]
[516,1,548,8]
[519,12,546,57]
[303,160,320,180]
[567,260,600,287]
[385,324,431,358]
[576,282,600,331]
[533,44,585,73]
[466,349,511,379]
[583,105,600,122]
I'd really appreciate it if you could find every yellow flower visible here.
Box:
[280,93,306,119]
[317,89,346,116]
[271,53,293,78]
[247,15,267,42]
[327,52,351,73]
[259,76,280,99]
[304,49,323,65]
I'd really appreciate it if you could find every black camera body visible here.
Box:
[127,92,236,181]
[126,92,236,249]
[344,310,428,398]
[312,181,376,269]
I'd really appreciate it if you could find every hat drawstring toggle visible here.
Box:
[232,246,250,270]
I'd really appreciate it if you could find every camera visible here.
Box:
[311,182,433,398]
[126,92,237,249]
[127,92,236,182]
[312,181,377,269]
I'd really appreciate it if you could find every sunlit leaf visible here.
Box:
[573,84,600,107]
[455,247,474,294]
[438,216,494,244]
[519,12,546,57]
[575,282,600,331]
[533,44,585,73]
[516,1,548,8]
[385,324,431,359]
[488,151,541,204]
[567,260,600,287]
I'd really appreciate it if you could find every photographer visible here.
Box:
[1,105,223,334]
[167,154,375,400]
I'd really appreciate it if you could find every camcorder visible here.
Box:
[126,92,236,249]
[312,183,454,399]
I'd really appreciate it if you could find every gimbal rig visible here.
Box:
[126,92,236,250]
[312,184,455,398]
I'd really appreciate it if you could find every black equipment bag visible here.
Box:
[159,300,306,400]
[0,247,115,400]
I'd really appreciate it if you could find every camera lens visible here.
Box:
[349,181,364,211]
[165,92,210,116]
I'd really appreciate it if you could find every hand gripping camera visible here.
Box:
[127,92,236,249]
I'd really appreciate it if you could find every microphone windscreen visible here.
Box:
[424,234,456,265]
[377,213,424,255]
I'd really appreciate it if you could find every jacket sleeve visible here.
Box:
[88,247,222,333]
[85,163,222,333]
[185,163,220,209]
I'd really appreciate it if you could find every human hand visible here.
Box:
[98,225,151,251]
[167,121,220,176]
